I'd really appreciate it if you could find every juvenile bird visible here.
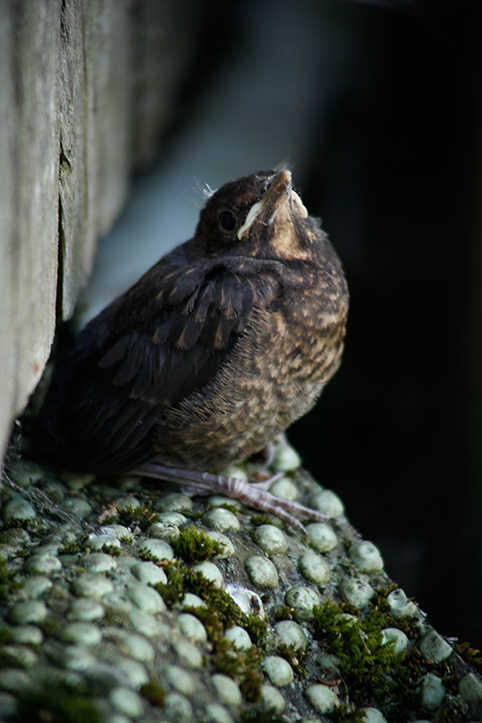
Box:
[39,169,349,536]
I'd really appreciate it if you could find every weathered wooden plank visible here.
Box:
[89,0,132,239]
[58,0,92,320]
[0,4,16,465]
[59,0,133,319]
[0,1,61,463]
[0,0,206,467]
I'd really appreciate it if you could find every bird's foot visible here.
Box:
[135,462,330,542]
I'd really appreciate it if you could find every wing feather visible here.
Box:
[41,256,282,475]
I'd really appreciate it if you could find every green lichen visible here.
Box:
[171,526,225,564]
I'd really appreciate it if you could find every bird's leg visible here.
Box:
[247,432,289,470]
[134,463,330,542]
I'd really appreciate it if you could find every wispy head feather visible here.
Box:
[190,179,218,208]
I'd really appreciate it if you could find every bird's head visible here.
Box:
[196,169,321,261]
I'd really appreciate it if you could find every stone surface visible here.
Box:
[245,555,279,589]
[297,550,331,585]
[420,630,453,663]
[254,525,288,555]
[274,620,308,651]
[262,656,294,687]
[0,450,480,722]
[349,540,384,573]
[305,684,340,713]
[421,673,445,711]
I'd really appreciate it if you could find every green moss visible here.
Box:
[244,613,268,646]
[311,599,421,721]
[435,696,469,723]
[14,683,101,723]
[315,589,469,723]
[156,560,267,700]
[365,586,422,644]
[155,560,186,606]
[100,544,122,556]
[454,640,482,667]
[250,514,274,527]
[38,616,65,638]
[171,527,225,564]
[214,637,264,701]
[273,605,299,623]
[0,558,20,598]
[0,626,12,647]
[99,514,117,525]
[156,561,258,631]
[137,548,161,563]
[140,680,166,708]
[58,541,81,555]
[330,707,368,723]
[156,561,267,641]
[240,707,284,723]
[217,502,239,515]
[275,642,309,679]
[114,503,160,531]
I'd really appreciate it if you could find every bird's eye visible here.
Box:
[217,209,238,233]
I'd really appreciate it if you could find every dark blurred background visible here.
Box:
[81,0,482,647]
[289,0,482,649]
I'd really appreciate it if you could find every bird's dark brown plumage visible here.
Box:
[39,169,349,534]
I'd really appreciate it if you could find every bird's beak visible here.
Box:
[237,170,306,240]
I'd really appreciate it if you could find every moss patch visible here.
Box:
[171,526,225,564]
[275,642,309,679]
[311,596,421,721]
[105,502,160,532]
[140,680,166,708]
[14,683,101,723]
[0,558,21,598]
[156,560,267,699]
